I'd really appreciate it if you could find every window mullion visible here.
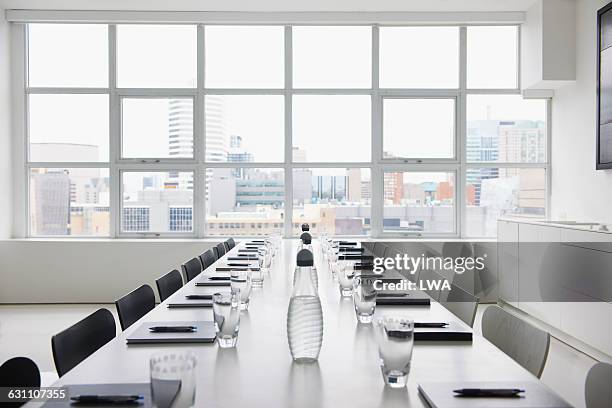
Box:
[109,24,120,238]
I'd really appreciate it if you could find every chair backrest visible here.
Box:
[115,284,156,331]
[482,305,550,378]
[199,249,216,271]
[0,356,40,387]
[372,242,389,258]
[223,241,231,252]
[155,269,183,302]
[226,237,236,249]
[438,283,479,327]
[585,362,612,408]
[181,257,203,283]
[212,246,219,260]
[52,308,116,377]
[216,242,226,257]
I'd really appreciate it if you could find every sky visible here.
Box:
[26,23,539,166]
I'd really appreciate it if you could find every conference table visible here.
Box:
[31,239,548,408]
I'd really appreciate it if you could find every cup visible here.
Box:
[337,263,355,297]
[353,275,377,323]
[150,351,197,408]
[250,266,265,288]
[230,270,252,311]
[213,292,241,348]
[374,317,414,388]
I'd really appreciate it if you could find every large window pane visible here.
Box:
[205,26,284,88]
[379,27,459,89]
[467,95,546,163]
[29,94,109,162]
[292,95,371,162]
[117,25,197,88]
[292,26,371,88]
[205,95,284,162]
[28,24,108,87]
[383,98,455,159]
[206,168,284,236]
[30,168,109,236]
[122,172,194,233]
[293,168,371,236]
[122,98,193,159]
[383,171,455,233]
[466,168,546,237]
[467,26,518,89]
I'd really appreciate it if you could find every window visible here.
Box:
[121,98,194,159]
[467,95,547,163]
[122,172,194,233]
[292,26,371,88]
[28,94,109,162]
[383,98,455,159]
[22,23,546,238]
[293,168,371,236]
[206,168,285,236]
[292,95,371,162]
[29,168,109,236]
[204,26,284,88]
[467,26,518,89]
[117,25,197,88]
[28,24,108,88]
[383,171,456,233]
[379,27,459,89]
[204,95,284,162]
[466,168,546,237]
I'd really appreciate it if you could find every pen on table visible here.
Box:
[415,322,449,328]
[70,394,143,404]
[453,388,525,397]
[149,325,197,333]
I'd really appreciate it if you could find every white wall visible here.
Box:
[551,0,612,223]
[0,10,12,239]
[0,240,220,303]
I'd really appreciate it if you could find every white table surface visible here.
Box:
[29,239,550,408]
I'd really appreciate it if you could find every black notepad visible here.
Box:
[376,296,431,306]
[127,321,216,344]
[418,381,572,408]
[413,321,472,341]
[339,254,374,261]
[41,382,175,408]
[228,256,257,261]
[167,299,213,308]
[196,277,231,286]
[215,267,259,272]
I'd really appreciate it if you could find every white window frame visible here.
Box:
[11,18,550,239]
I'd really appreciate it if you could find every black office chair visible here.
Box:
[301,223,310,231]
[199,249,216,271]
[155,269,183,302]
[212,246,220,260]
[226,237,236,249]
[223,242,231,252]
[216,242,226,257]
[51,308,116,377]
[0,357,40,407]
[115,284,156,331]
[182,257,203,283]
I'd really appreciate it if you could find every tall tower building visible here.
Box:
[168,99,194,190]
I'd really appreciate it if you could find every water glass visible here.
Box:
[337,263,355,297]
[230,270,252,311]
[353,275,377,323]
[150,351,197,408]
[213,292,241,348]
[374,317,414,388]
[250,265,264,288]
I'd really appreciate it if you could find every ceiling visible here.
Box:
[0,0,541,12]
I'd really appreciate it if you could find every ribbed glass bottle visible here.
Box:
[287,249,323,363]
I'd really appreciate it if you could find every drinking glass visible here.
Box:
[337,263,355,297]
[374,317,414,388]
[150,351,197,408]
[353,275,377,323]
[250,265,264,288]
[230,270,252,311]
[213,292,241,348]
